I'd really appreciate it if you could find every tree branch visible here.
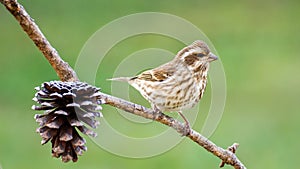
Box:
[0,0,78,82]
[101,92,246,169]
[0,0,246,168]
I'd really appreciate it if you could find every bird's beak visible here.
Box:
[207,52,218,62]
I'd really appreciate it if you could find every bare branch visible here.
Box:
[1,0,246,168]
[101,92,246,169]
[0,0,78,82]
[220,143,240,168]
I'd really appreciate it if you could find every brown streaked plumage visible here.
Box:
[109,40,218,135]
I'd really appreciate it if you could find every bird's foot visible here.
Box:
[178,111,191,136]
[152,105,161,113]
[151,105,162,120]
[181,121,191,136]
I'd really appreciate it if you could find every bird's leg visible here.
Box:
[178,111,191,136]
[151,104,162,120]
[152,104,161,113]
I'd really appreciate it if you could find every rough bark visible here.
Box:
[0,0,246,168]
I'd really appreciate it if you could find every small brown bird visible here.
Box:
[110,40,218,135]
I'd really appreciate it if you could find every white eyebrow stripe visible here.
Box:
[181,48,199,58]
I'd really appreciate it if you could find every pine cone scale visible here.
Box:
[32,81,103,162]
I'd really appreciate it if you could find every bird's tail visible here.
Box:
[107,77,132,82]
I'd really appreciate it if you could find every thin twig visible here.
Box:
[0,0,78,82]
[102,92,246,169]
[220,143,240,168]
[0,0,246,168]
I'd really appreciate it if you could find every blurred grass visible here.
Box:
[0,0,300,168]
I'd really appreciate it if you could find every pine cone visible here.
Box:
[32,81,103,162]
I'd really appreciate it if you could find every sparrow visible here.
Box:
[109,40,218,135]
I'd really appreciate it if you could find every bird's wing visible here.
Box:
[134,63,176,82]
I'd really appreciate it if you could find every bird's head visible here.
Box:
[176,40,218,68]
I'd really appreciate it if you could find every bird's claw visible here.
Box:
[181,123,191,136]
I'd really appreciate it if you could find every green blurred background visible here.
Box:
[0,0,299,168]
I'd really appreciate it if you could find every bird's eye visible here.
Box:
[197,53,205,57]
